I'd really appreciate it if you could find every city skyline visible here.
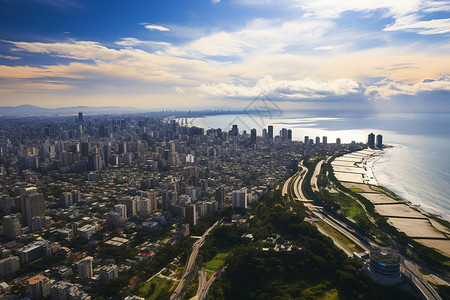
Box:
[0,1,449,111]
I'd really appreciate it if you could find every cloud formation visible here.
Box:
[140,23,170,31]
[200,76,364,99]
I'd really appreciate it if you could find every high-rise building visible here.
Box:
[336,138,341,145]
[77,256,93,280]
[114,204,127,219]
[185,204,196,230]
[81,142,90,157]
[262,128,268,139]
[376,134,383,149]
[20,190,45,226]
[229,124,239,136]
[27,274,51,299]
[268,125,273,140]
[232,189,247,209]
[280,128,288,140]
[322,136,327,145]
[315,136,320,145]
[0,256,20,278]
[287,129,292,141]
[215,187,224,209]
[138,197,151,217]
[368,133,375,148]
[3,214,22,240]
[161,191,172,212]
[78,112,83,123]
[105,212,121,230]
[60,192,72,209]
[0,195,13,216]
[304,136,309,144]
[250,128,257,141]
[124,197,138,216]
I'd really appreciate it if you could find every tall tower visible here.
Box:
[77,256,93,280]
[376,134,383,149]
[368,133,375,148]
[232,189,247,209]
[3,214,22,239]
[78,112,83,123]
[268,125,273,140]
[250,128,257,141]
[215,187,225,209]
[20,191,45,226]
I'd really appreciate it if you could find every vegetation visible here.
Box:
[207,189,416,300]
[136,276,175,300]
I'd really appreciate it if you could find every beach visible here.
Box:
[333,149,450,257]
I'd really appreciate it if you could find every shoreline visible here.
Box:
[336,149,450,257]
[371,146,449,222]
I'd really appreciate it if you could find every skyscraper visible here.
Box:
[376,134,383,148]
[215,187,225,209]
[3,214,22,240]
[287,129,292,141]
[322,136,327,145]
[315,136,320,145]
[268,125,273,140]
[185,204,196,230]
[77,256,93,280]
[250,128,257,141]
[232,189,247,209]
[304,136,309,144]
[368,133,375,148]
[20,191,45,226]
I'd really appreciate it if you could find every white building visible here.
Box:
[232,189,248,209]
[77,256,93,280]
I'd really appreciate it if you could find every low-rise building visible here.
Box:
[99,264,119,281]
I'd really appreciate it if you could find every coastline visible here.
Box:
[333,148,450,257]
[372,146,449,222]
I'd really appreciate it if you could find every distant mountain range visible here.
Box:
[0,105,145,117]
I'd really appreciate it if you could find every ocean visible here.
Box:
[187,111,450,221]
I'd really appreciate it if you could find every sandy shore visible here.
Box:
[332,148,450,257]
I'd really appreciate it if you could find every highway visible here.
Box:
[196,266,227,300]
[311,159,325,192]
[170,220,220,300]
[285,159,442,300]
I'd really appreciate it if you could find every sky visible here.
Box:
[0,0,449,111]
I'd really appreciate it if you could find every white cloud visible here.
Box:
[212,0,221,3]
[200,75,364,99]
[167,18,332,58]
[384,15,450,35]
[0,54,21,60]
[114,37,171,47]
[365,74,450,99]
[313,45,334,51]
[237,0,450,35]
[140,23,170,31]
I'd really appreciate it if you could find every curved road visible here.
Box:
[171,220,220,300]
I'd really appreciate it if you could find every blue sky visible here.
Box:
[0,0,449,110]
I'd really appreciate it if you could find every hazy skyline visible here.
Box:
[0,0,449,111]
